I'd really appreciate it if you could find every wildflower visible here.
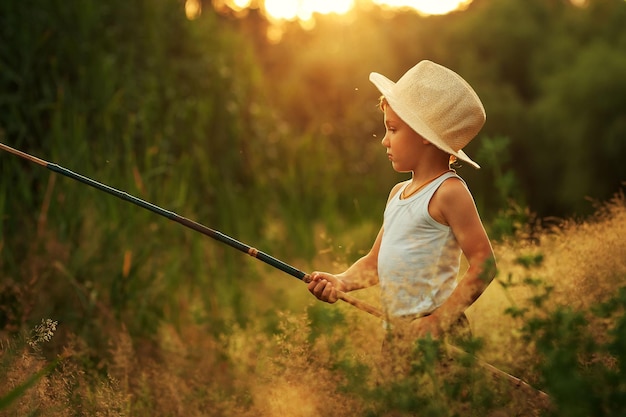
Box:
[27,318,59,348]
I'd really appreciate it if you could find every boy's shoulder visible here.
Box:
[430,176,477,225]
[436,175,471,197]
[433,175,475,209]
[387,180,410,202]
[439,175,469,194]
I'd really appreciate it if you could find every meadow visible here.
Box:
[2,188,626,416]
[2,0,626,415]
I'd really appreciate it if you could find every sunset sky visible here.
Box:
[190,0,473,21]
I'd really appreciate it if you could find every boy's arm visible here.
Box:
[308,182,404,303]
[413,178,497,337]
[307,226,383,303]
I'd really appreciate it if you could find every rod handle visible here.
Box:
[337,291,384,318]
[302,273,384,318]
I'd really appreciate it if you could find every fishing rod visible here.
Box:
[0,142,550,402]
[0,142,382,318]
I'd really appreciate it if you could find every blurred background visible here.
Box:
[1,0,625,415]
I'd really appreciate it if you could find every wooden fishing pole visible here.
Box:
[0,142,549,402]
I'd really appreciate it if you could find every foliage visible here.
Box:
[496,241,626,417]
[475,135,531,239]
[1,0,626,416]
[232,0,626,219]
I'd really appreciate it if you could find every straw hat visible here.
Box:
[370,60,485,169]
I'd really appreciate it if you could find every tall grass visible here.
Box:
[2,194,626,416]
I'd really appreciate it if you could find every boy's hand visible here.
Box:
[307,272,345,303]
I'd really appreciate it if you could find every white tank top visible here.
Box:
[378,171,462,318]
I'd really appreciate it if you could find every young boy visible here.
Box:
[307,60,496,341]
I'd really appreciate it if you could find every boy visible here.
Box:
[308,60,496,341]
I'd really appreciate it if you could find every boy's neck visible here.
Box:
[403,164,453,200]
[411,161,452,184]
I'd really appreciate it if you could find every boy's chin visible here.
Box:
[391,163,411,173]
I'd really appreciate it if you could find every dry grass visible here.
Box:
[468,192,626,384]
[2,194,625,416]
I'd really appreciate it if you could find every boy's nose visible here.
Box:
[381,134,390,147]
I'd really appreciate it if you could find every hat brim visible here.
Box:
[370,72,480,169]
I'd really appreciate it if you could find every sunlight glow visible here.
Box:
[204,0,475,41]
[185,0,202,20]
[265,0,354,22]
[209,0,471,22]
[264,0,298,20]
[233,0,252,9]
[372,0,471,15]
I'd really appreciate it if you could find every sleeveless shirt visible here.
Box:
[377,171,463,319]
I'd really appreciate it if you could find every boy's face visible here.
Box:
[381,105,424,173]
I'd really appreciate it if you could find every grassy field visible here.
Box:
[1,189,625,416]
